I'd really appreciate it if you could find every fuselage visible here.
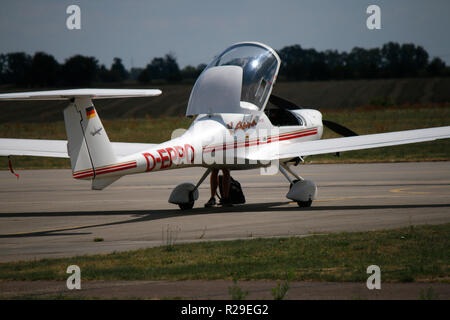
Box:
[73,109,323,180]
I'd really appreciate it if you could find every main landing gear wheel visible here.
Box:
[289,181,313,207]
[168,183,199,211]
[178,190,196,210]
[297,199,312,208]
[178,201,194,210]
[169,169,213,211]
[281,163,317,208]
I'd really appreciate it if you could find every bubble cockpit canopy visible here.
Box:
[186,42,281,116]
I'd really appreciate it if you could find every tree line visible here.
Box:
[0,42,448,87]
[278,42,449,80]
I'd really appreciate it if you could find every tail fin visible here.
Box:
[64,97,118,189]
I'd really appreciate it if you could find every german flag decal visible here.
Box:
[86,106,96,119]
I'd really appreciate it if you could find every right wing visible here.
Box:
[0,138,156,158]
[248,126,450,161]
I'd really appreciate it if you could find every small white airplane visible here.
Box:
[1,42,450,209]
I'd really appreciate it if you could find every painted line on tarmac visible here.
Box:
[314,194,405,202]
[390,187,430,195]
[390,185,450,195]
[287,194,393,206]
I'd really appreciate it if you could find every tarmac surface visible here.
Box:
[0,162,449,263]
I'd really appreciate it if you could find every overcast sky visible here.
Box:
[1,0,449,69]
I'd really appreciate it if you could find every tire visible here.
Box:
[297,199,312,208]
[178,202,194,210]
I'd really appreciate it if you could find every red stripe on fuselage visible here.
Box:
[73,161,137,179]
[203,128,318,153]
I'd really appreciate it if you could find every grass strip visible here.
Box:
[0,223,448,283]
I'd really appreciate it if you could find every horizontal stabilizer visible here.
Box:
[0,88,162,100]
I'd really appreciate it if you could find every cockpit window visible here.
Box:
[205,43,280,111]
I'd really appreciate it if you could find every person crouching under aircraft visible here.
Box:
[205,168,232,207]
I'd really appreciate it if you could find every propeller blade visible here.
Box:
[322,120,358,137]
[268,94,301,110]
[269,94,358,137]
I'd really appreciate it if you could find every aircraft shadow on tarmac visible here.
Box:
[0,202,449,238]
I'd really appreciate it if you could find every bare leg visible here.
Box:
[210,169,219,199]
[222,169,231,199]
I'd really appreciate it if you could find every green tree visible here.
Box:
[346,47,381,79]
[110,57,128,81]
[180,65,197,79]
[181,63,206,80]
[31,52,60,86]
[4,52,32,86]
[0,54,6,84]
[427,57,447,76]
[163,53,181,82]
[129,67,144,80]
[139,53,181,83]
[62,55,99,86]
[399,44,429,76]
[98,64,114,82]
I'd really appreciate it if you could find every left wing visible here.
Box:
[248,126,450,161]
[0,138,156,158]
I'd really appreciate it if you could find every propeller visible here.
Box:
[268,94,299,110]
[269,94,358,137]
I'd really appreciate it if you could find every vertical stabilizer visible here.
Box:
[64,97,117,186]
